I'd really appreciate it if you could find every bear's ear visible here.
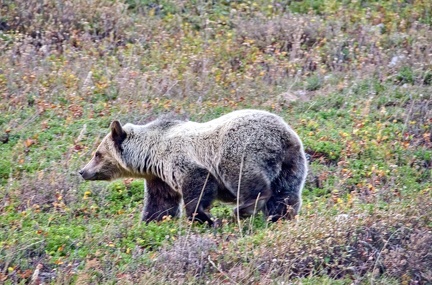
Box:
[110,120,127,148]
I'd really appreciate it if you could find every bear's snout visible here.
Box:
[79,167,112,181]
[79,169,92,180]
[78,169,86,178]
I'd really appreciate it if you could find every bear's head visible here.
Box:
[79,121,129,181]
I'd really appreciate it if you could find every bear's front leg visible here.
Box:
[182,168,219,226]
[142,177,182,223]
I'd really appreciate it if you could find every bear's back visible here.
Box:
[167,109,287,137]
[164,110,296,173]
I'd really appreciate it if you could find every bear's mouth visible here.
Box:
[79,170,111,181]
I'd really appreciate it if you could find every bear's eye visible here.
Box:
[95,151,102,159]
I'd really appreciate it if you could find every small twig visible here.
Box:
[181,171,211,253]
[401,94,415,136]
[82,71,93,91]
[247,192,261,235]
[183,171,211,254]
[305,100,317,113]
[75,124,87,143]
[189,171,210,226]
[370,228,402,285]
[13,111,41,133]
[162,80,179,97]
[30,263,43,285]
[236,153,245,237]
[207,255,238,285]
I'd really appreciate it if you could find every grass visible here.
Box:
[0,0,431,284]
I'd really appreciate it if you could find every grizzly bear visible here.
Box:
[79,109,308,226]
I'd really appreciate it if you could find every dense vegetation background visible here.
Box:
[0,0,431,284]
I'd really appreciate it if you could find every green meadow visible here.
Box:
[0,1,431,284]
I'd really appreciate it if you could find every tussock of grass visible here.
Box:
[226,195,432,283]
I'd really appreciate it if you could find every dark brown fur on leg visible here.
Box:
[182,168,219,226]
[232,171,272,218]
[142,177,182,223]
[266,153,306,221]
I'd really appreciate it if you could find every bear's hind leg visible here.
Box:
[182,168,219,226]
[142,177,182,223]
[233,172,272,218]
[266,157,307,222]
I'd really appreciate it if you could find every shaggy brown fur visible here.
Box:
[79,109,308,225]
